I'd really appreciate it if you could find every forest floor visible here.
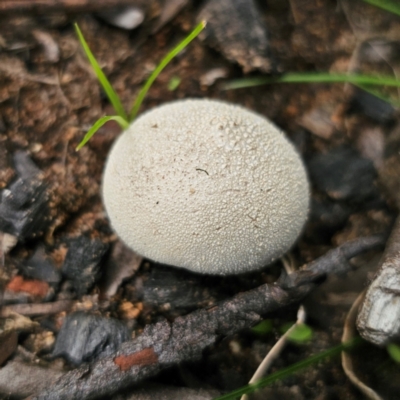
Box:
[0,0,400,399]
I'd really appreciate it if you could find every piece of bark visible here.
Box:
[0,331,18,366]
[31,235,384,400]
[0,361,63,398]
[100,241,142,298]
[356,127,385,170]
[298,107,338,140]
[357,216,400,345]
[198,0,273,73]
[112,383,219,400]
[151,0,188,33]
[0,0,146,13]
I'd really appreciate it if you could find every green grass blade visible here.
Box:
[168,76,181,91]
[362,0,400,17]
[129,20,206,121]
[387,343,400,363]
[356,84,400,107]
[74,23,128,121]
[222,73,400,90]
[213,338,362,400]
[223,72,400,107]
[76,115,128,151]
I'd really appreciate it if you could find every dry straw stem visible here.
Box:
[241,306,306,400]
[241,256,306,400]
[31,235,384,400]
[342,292,383,400]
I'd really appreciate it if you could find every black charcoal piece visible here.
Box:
[142,265,219,311]
[21,246,61,284]
[62,237,109,296]
[52,312,130,365]
[348,87,395,124]
[308,147,377,203]
[198,0,273,73]
[0,152,50,240]
[307,198,350,243]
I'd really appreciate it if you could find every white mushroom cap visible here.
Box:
[103,99,309,275]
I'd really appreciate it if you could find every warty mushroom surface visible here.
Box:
[102,99,309,275]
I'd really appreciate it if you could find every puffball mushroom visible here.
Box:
[103,99,309,275]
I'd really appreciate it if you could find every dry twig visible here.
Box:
[31,235,384,400]
[0,300,74,318]
[0,0,144,12]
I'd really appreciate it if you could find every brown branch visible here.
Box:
[31,235,384,400]
[0,0,144,12]
[0,300,74,318]
[357,216,400,345]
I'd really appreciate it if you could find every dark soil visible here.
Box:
[1,0,400,399]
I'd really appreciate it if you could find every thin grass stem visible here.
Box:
[362,0,400,17]
[74,23,128,121]
[76,115,128,151]
[222,73,400,90]
[213,338,363,400]
[129,20,206,121]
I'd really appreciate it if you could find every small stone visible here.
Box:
[199,68,229,87]
[307,198,350,243]
[97,6,145,30]
[32,29,60,63]
[53,312,130,365]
